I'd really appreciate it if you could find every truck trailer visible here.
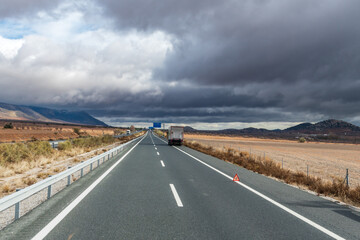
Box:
[168,126,184,146]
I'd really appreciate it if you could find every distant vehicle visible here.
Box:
[168,126,184,146]
[126,130,131,135]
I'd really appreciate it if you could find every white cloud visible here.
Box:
[0,1,173,107]
[0,36,24,58]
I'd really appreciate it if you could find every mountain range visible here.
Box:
[0,102,107,126]
[185,119,360,136]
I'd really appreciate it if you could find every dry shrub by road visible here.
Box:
[184,140,360,206]
[0,132,144,197]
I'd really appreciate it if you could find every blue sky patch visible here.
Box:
[0,19,33,39]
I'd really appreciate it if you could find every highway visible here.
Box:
[1,131,359,239]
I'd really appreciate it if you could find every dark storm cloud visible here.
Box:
[0,0,61,18]
[88,84,292,123]
[95,0,221,34]
[158,1,360,85]
[2,0,360,127]
[98,0,360,82]
[94,0,360,125]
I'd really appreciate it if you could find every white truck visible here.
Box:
[168,126,184,146]
[126,130,131,135]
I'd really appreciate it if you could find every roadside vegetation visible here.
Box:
[0,132,144,196]
[154,129,167,138]
[298,137,306,143]
[184,140,360,206]
[3,123,13,129]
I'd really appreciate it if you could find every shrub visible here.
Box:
[23,177,37,186]
[58,141,73,151]
[130,125,135,132]
[3,123,13,129]
[27,141,53,156]
[73,128,81,136]
[72,135,115,148]
[0,141,53,166]
[298,137,306,143]
[0,143,30,165]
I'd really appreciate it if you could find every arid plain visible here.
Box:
[185,134,360,187]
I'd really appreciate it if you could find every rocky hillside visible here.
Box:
[0,102,107,126]
[285,119,360,133]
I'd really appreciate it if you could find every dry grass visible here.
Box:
[1,184,14,193]
[37,172,50,179]
[0,120,124,143]
[22,177,36,186]
[184,140,360,206]
[0,131,145,196]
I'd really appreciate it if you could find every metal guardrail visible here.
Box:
[0,134,145,219]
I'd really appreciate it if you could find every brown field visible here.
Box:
[185,134,360,187]
[0,121,125,143]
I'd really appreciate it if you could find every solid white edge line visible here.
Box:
[31,133,147,240]
[152,134,345,240]
[169,184,183,207]
[160,160,165,167]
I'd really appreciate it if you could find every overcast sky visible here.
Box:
[0,0,360,130]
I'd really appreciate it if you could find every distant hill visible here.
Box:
[184,126,273,135]
[184,119,360,137]
[0,102,107,126]
[285,119,360,133]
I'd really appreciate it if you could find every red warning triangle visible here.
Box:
[233,174,240,182]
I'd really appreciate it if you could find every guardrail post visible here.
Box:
[47,185,51,199]
[80,161,84,177]
[98,159,100,167]
[307,165,309,178]
[90,163,93,171]
[345,169,349,187]
[47,176,52,199]
[67,167,71,186]
[15,189,21,220]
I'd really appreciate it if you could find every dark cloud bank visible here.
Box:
[0,0,61,18]
[3,0,360,126]
[90,0,360,125]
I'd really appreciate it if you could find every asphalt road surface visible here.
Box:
[1,131,359,239]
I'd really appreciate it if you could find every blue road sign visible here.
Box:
[153,122,161,128]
